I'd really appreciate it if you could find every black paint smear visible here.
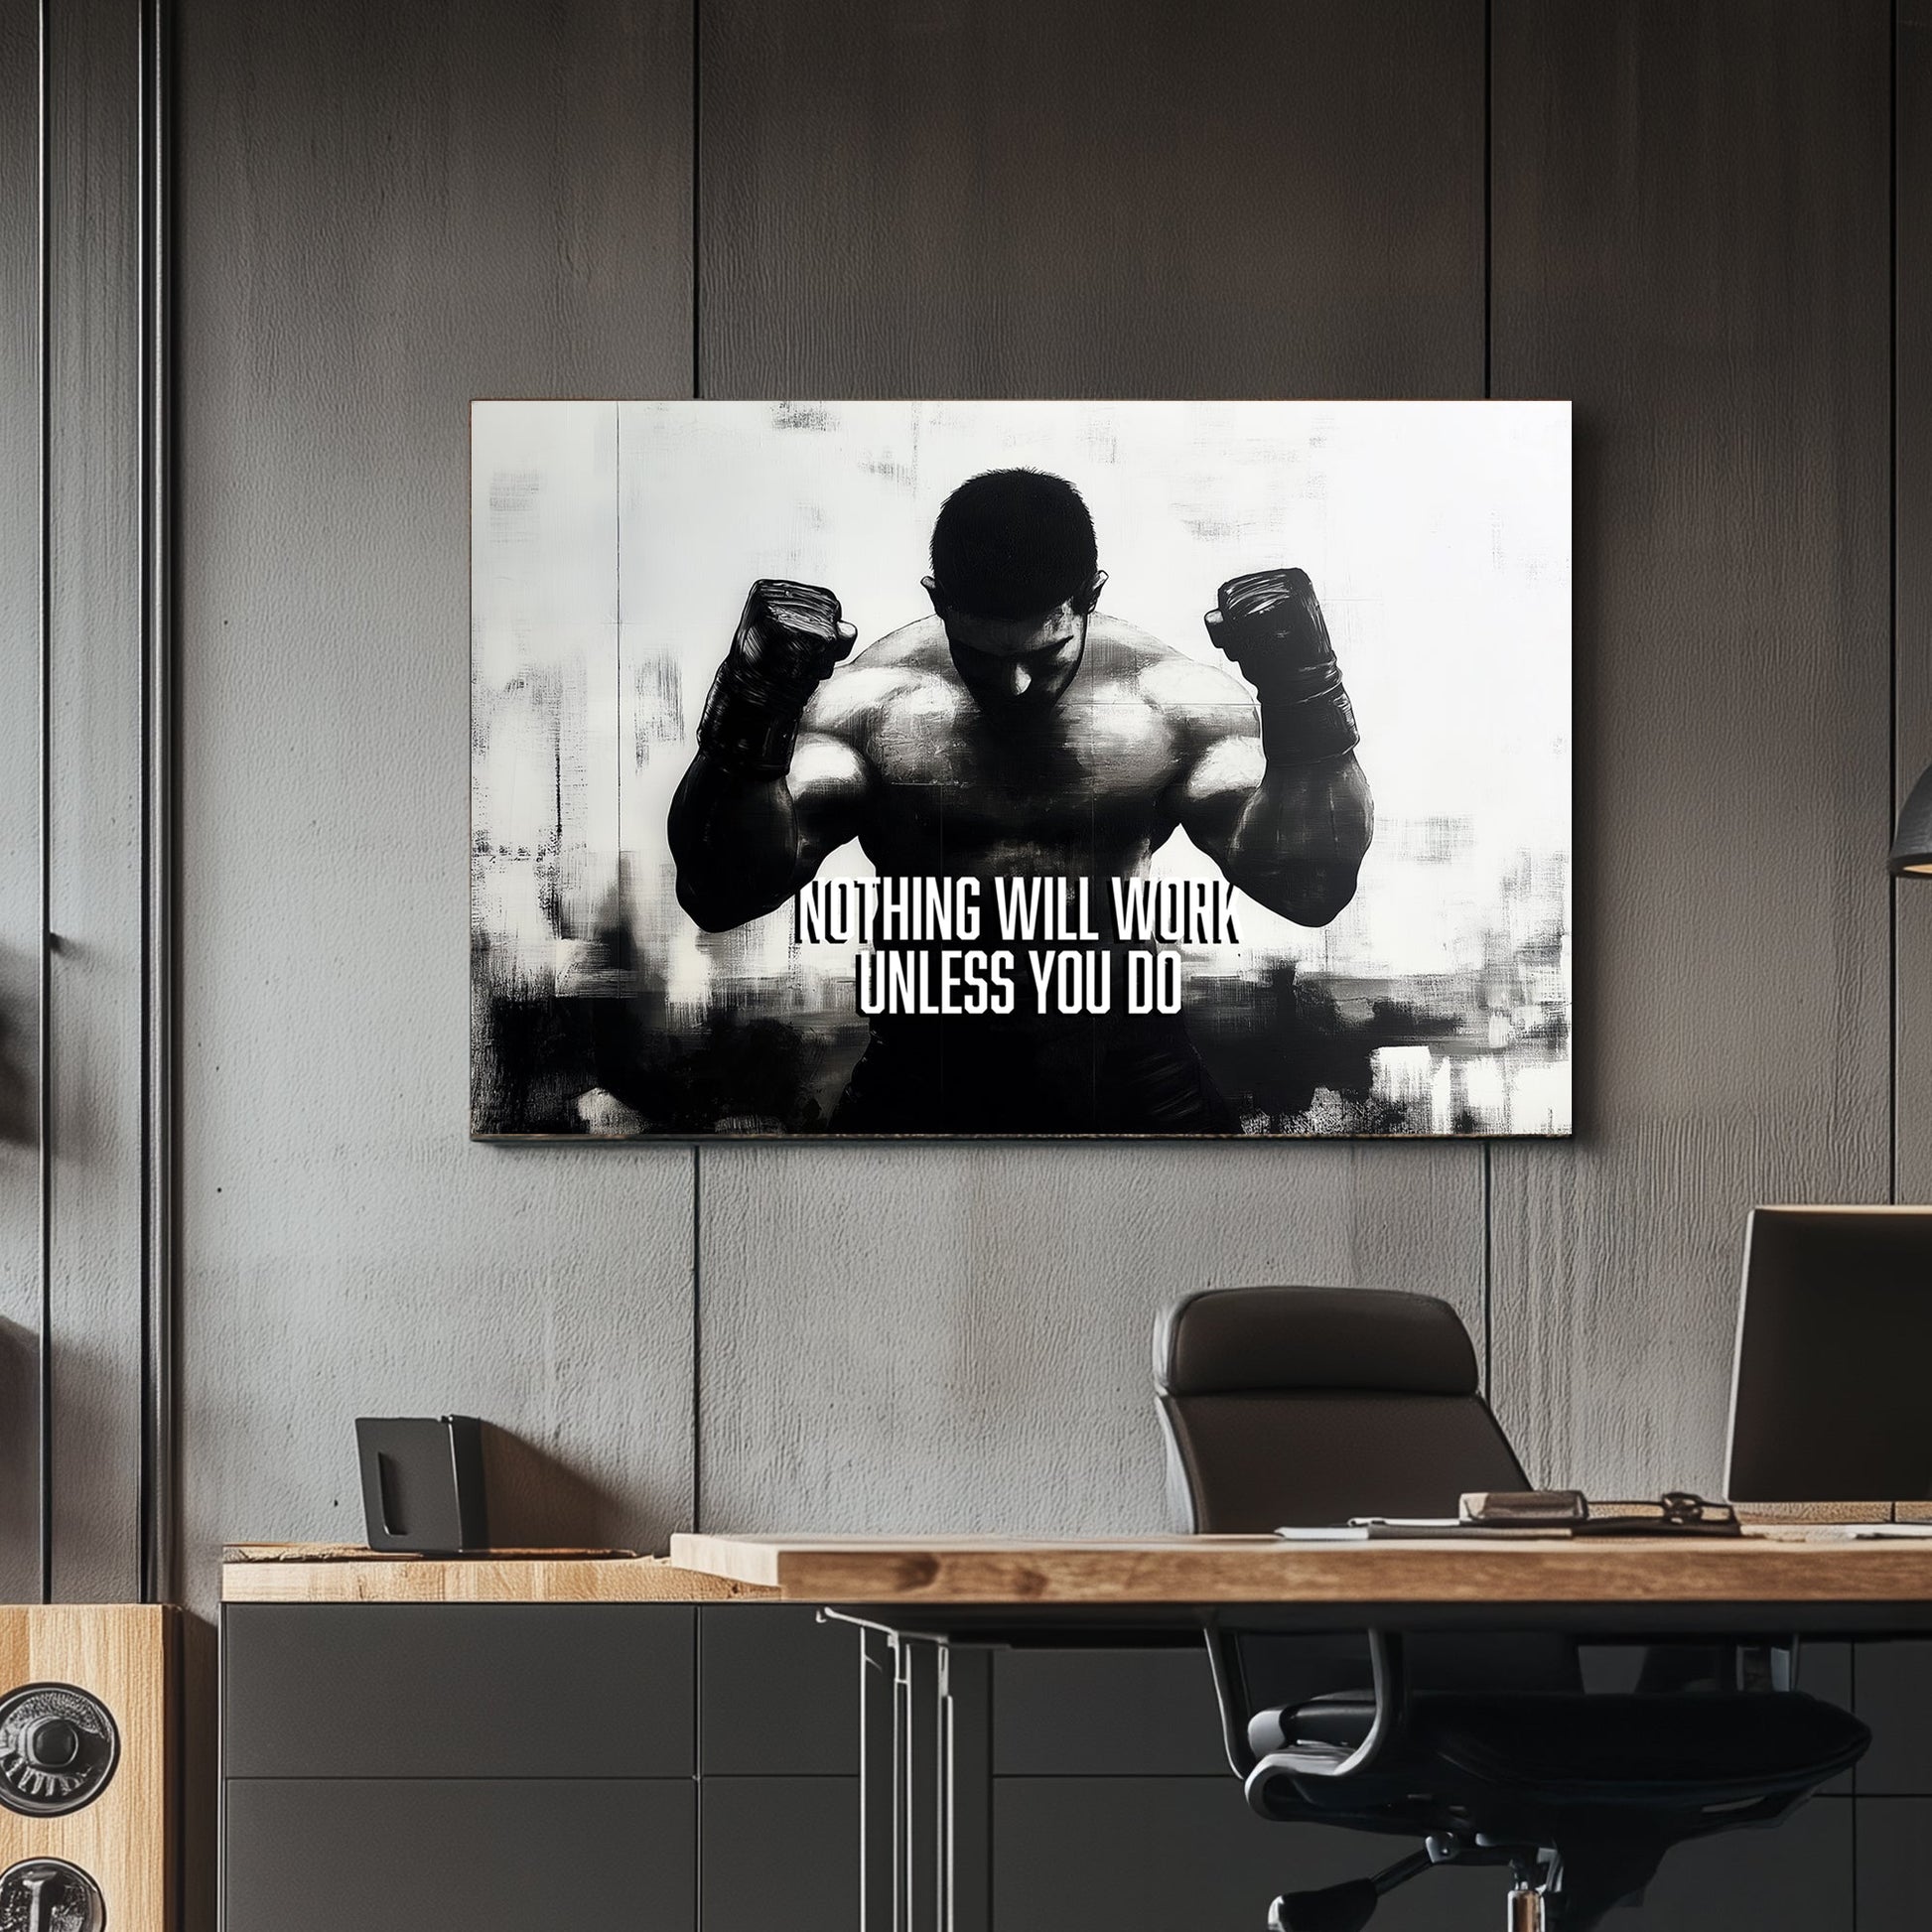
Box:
[600,1001,830,1135]
[475,931,1517,1138]
[1188,962,1469,1134]
[474,974,838,1137]
[472,981,592,1135]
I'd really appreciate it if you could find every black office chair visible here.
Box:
[1154,1286,1868,1932]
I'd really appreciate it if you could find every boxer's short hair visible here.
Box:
[930,470,1098,621]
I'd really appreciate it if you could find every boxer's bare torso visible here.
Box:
[797,613,1254,885]
[658,552,1372,1130]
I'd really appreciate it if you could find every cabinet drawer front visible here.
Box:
[700,1605,858,1775]
[226,1778,692,1931]
[702,1777,857,1932]
[223,1604,693,1777]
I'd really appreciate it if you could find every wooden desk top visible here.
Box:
[666,1530,1932,1607]
[221,1549,773,1603]
[219,1531,1932,1612]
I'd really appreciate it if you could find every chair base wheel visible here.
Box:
[1268,1880,1380,1932]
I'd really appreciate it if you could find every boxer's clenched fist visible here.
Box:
[1204,567,1359,761]
[1204,567,1335,693]
[698,579,858,775]
[729,579,858,699]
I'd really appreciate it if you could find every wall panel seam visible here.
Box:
[693,1145,703,1532]
[139,0,178,1608]
[1480,0,1495,1400]
[690,0,704,1543]
[1891,0,1902,1214]
[35,0,53,1610]
[692,0,702,401]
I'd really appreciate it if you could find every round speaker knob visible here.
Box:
[0,1858,106,1932]
[21,1720,79,1771]
[0,1686,118,1817]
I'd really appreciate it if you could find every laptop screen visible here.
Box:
[1726,1205,1932,1503]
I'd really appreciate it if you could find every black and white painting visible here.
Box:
[472,400,1571,1139]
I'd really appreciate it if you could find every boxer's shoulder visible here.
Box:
[1085,615,1255,715]
[803,618,961,740]
[855,614,947,664]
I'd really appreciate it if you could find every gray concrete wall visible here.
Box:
[2,0,1916,1618]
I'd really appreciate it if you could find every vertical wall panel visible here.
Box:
[702,1145,1485,1532]
[694,0,1489,1533]
[173,0,698,1611]
[1897,1,1932,1188]
[45,0,148,1602]
[699,0,1485,401]
[1488,1,1892,1493]
[0,0,41,1600]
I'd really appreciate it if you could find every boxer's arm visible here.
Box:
[1176,564,1372,923]
[1174,717,1373,927]
[670,730,871,932]
[668,578,867,931]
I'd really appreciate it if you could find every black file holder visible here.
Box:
[355,1415,490,1555]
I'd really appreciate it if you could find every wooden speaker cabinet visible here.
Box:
[0,1605,177,1931]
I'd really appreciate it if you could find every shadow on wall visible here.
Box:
[0,944,36,1151]
[0,949,38,1591]
[481,1425,636,1551]
[0,1318,34,1586]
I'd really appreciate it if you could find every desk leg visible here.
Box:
[858,1631,994,1932]
[860,1626,897,1932]
[900,1636,944,1932]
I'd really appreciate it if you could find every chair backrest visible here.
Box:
[1154,1286,1530,1532]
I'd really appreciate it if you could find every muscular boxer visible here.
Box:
[666,469,1372,1133]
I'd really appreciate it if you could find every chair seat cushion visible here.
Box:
[1408,1691,1869,1804]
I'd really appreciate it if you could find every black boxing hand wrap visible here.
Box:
[696,580,853,776]
[1205,567,1361,762]
[696,661,814,776]
[1254,673,1359,763]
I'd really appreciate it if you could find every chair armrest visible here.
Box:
[1246,1629,1406,1782]
[1204,1615,1262,1776]
[1205,1619,1407,1783]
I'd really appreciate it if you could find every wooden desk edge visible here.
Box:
[220,1555,774,1604]
[667,1531,1932,1605]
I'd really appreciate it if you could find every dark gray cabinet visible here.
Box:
[992,1779,1855,1932]
[224,1604,695,1778]
[701,1777,858,1932]
[224,1607,1905,1931]
[226,1779,695,1932]
[1856,1643,1932,1795]
[992,1777,1500,1932]
[1856,1798,1932,1932]
[992,1644,1226,1776]
[698,1604,857,1776]
[221,1604,701,1932]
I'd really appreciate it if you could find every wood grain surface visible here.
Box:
[1487,0,1893,1499]
[220,1554,769,1603]
[670,1530,1932,1605]
[0,1605,175,1930]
